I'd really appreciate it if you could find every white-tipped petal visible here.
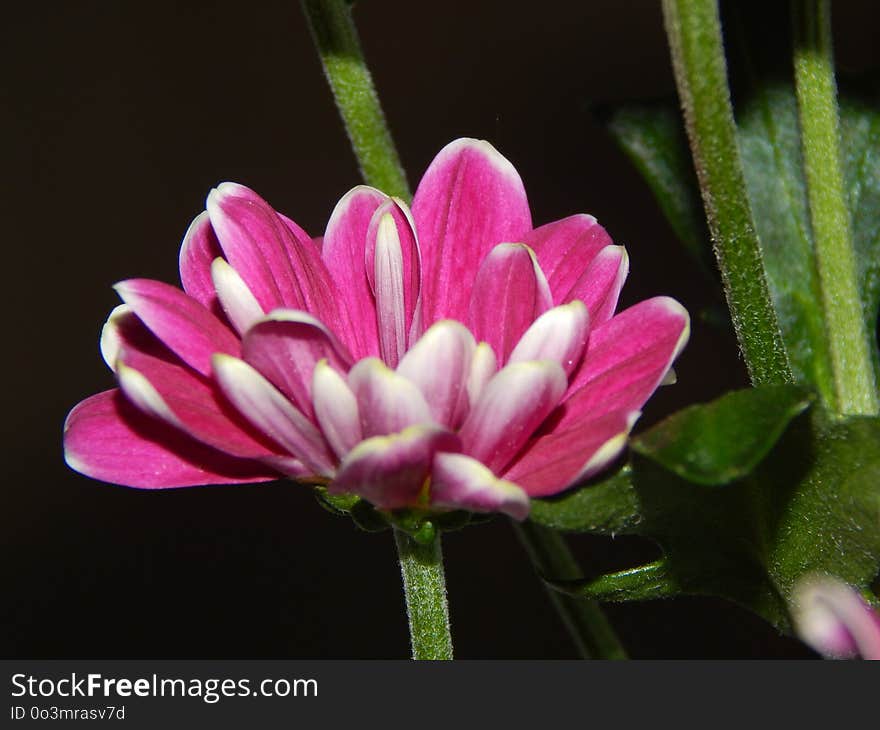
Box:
[508,300,590,375]
[100,304,134,371]
[397,320,476,428]
[373,212,408,367]
[211,257,264,335]
[331,424,460,510]
[242,307,352,417]
[212,354,334,475]
[503,409,640,497]
[431,452,530,521]
[577,411,640,481]
[459,360,567,473]
[116,362,181,427]
[348,358,433,437]
[312,360,363,460]
[466,342,497,410]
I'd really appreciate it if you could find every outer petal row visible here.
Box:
[63,390,277,488]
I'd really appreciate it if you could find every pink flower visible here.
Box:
[792,575,880,660]
[64,138,689,520]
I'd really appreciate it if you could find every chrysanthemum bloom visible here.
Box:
[64,138,689,520]
[792,575,880,660]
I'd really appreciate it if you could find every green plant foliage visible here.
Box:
[736,81,834,396]
[608,86,880,403]
[632,385,813,485]
[530,389,880,630]
[841,89,880,377]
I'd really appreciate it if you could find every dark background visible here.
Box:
[4,1,877,658]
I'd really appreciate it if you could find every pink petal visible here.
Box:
[468,243,553,364]
[559,297,690,432]
[116,347,279,459]
[321,185,388,358]
[312,360,363,460]
[242,309,352,417]
[459,360,567,473]
[276,211,313,246]
[431,452,530,521]
[523,214,613,304]
[114,279,240,377]
[366,200,423,366]
[64,390,277,488]
[212,354,335,475]
[508,300,590,376]
[565,245,629,325]
[792,576,880,660]
[100,304,166,371]
[178,211,225,319]
[397,320,476,429]
[206,182,347,342]
[211,257,264,335]
[502,410,639,496]
[348,358,433,437]
[331,425,461,510]
[412,138,532,325]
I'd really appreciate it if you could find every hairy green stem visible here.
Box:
[513,521,628,660]
[301,0,410,199]
[791,0,878,416]
[662,0,793,387]
[394,529,453,660]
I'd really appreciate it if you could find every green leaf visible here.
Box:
[606,104,711,270]
[736,80,836,398]
[632,385,813,485]
[757,410,880,596]
[532,399,880,631]
[528,465,640,535]
[840,86,880,378]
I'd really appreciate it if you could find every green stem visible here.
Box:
[394,529,453,660]
[301,0,411,199]
[662,0,793,387]
[513,521,628,660]
[791,0,878,416]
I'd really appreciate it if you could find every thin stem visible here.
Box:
[662,0,794,387]
[394,529,453,660]
[513,521,628,660]
[301,0,411,199]
[791,0,878,416]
